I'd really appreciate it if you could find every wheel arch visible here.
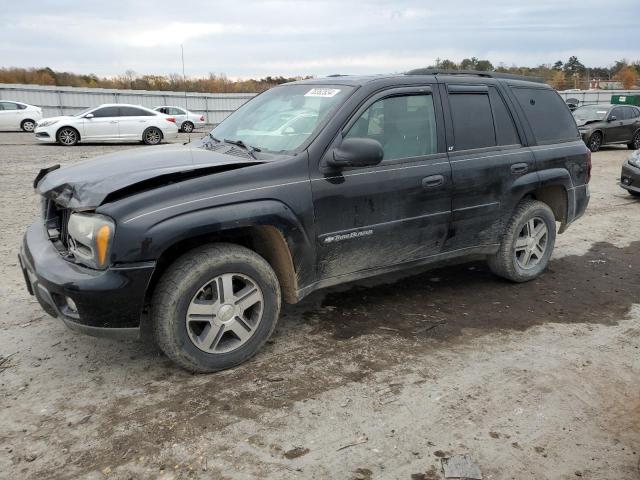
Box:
[138,200,313,306]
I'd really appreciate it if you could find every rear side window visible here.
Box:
[622,107,638,120]
[0,102,18,110]
[92,106,120,118]
[120,106,154,116]
[344,94,438,161]
[511,87,579,143]
[489,87,520,146]
[449,92,495,150]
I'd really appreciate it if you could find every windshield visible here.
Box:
[573,105,609,126]
[209,84,354,153]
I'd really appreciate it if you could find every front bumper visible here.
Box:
[620,161,640,194]
[19,221,156,338]
[34,128,56,142]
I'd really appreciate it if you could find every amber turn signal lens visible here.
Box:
[96,225,111,266]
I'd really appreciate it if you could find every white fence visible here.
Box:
[557,89,639,108]
[0,83,256,124]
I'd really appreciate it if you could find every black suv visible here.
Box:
[19,70,591,372]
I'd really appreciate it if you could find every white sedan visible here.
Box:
[0,101,42,132]
[34,104,179,146]
[153,106,206,133]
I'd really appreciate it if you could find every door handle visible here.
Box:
[511,163,528,175]
[422,175,445,188]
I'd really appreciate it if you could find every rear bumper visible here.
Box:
[620,161,640,193]
[19,221,155,338]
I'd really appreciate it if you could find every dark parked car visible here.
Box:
[620,149,640,197]
[573,104,640,152]
[19,70,591,372]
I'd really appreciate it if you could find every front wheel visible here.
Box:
[588,132,602,152]
[627,131,640,150]
[152,243,281,373]
[488,199,556,282]
[56,127,79,146]
[143,127,163,145]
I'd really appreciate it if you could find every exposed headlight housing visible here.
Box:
[629,155,640,168]
[37,119,59,128]
[67,213,115,269]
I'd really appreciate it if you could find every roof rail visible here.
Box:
[405,68,545,84]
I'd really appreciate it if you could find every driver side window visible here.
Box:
[344,94,437,161]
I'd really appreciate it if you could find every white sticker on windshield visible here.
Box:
[305,88,341,98]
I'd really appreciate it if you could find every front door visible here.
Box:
[311,87,452,279]
[82,106,120,140]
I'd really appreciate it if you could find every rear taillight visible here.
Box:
[200,115,204,121]
[165,117,176,123]
[586,150,592,183]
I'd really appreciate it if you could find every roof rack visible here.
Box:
[405,68,545,84]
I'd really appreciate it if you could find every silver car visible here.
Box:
[153,106,206,133]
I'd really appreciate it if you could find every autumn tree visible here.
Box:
[550,70,567,90]
[614,65,639,89]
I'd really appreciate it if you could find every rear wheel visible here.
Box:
[56,127,79,146]
[143,127,162,145]
[21,119,36,132]
[152,243,281,373]
[588,132,602,152]
[488,199,556,282]
[181,121,194,133]
[627,131,640,150]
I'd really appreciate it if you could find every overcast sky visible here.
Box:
[1,0,638,79]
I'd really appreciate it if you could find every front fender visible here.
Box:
[114,199,315,285]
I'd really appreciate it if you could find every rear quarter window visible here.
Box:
[511,87,579,144]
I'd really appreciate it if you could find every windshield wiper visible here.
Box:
[223,138,261,159]
[208,133,221,143]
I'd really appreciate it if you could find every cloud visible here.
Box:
[1,0,639,78]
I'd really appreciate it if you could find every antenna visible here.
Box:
[181,44,190,143]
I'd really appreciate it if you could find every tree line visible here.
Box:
[0,56,638,93]
[430,56,639,90]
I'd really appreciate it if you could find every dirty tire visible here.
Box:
[627,131,640,150]
[588,132,602,152]
[21,119,36,132]
[181,121,194,133]
[488,199,556,283]
[143,127,163,145]
[152,243,281,373]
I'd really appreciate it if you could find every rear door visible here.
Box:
[0,101,20,129]
[443,82,535,250]
[83,106,120,140]
[311,86,452,279]
[620,107,640,142]
[169,107,187,127]
[118,106,155,139]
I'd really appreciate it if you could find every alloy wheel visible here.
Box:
[145,128,161,144]
[22,121,35,132]
[513,217,548,269]
[185,273,264,354]
[589,134,601,152]
[183,122,194,133]
[58,128,77,145]
[633,132,640,149]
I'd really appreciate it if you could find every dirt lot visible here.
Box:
[0,130,638,480]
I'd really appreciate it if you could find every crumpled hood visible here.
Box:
[37,142,263,209]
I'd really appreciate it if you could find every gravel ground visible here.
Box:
[0,130,638,480]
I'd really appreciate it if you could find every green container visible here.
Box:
[611,94,640,106]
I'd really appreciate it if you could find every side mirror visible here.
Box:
[607,115,616,122]
[84,113,94,119]
[328,137,384,169]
